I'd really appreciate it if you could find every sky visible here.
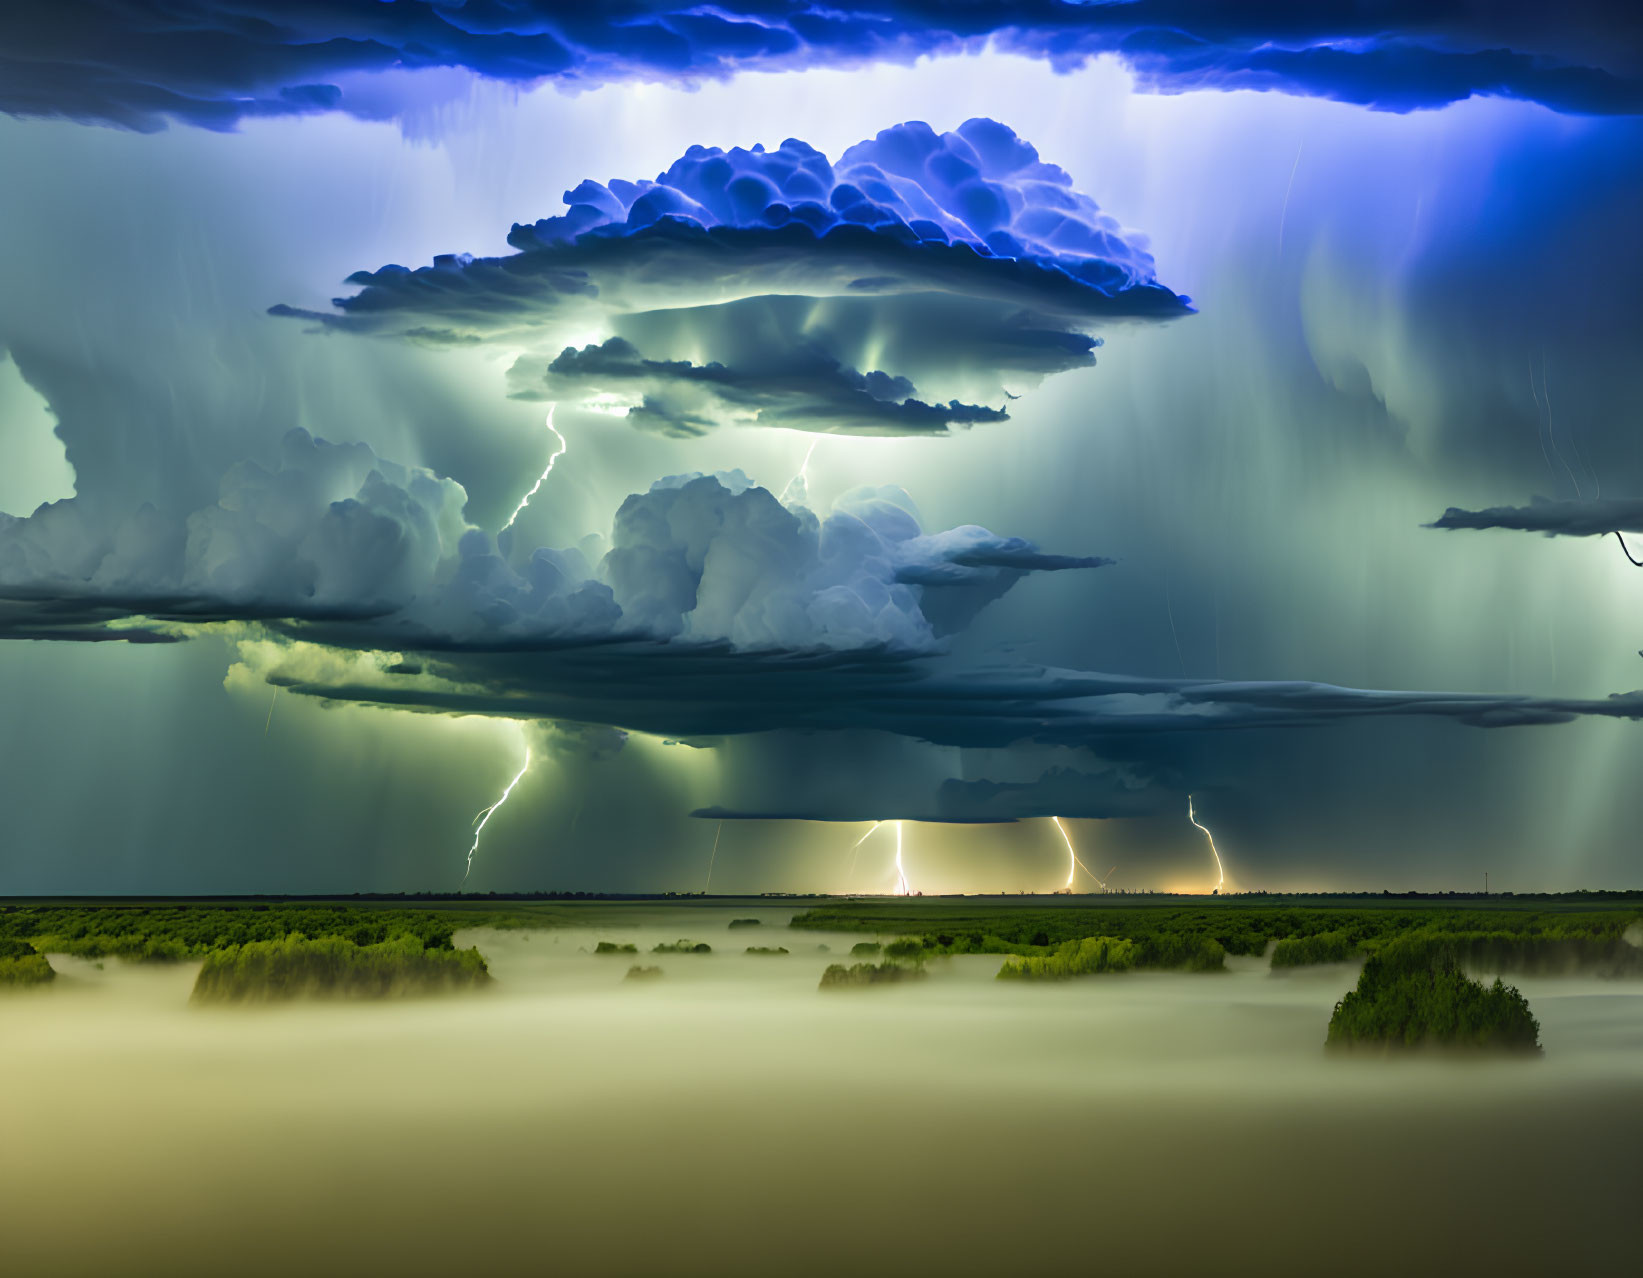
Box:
[2,3,1641,895]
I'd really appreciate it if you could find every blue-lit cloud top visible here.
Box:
[519,117,1161,295]
[279,119,1185,339]
[280,119,1185,435]
[4,2,1640,131]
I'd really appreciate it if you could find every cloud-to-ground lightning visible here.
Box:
[463,740,532,885]
[1186,795,1226,893]
[705,820,723,893]
[845,819,882,886]
[844,819,907,894]
[1050,816,1108,891]
[502,406,567,531]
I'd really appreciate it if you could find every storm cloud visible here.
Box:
[4,2,1641,132]
[515,337,1008,439]
[0,429,1108,653]
[275,118,1185,437]
[274,119,1185,335]
[1429,497,1643,538]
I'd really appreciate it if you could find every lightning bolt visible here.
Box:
[1276,136,1303,255]
[1186,795,1226,894]
[705,820,723,893]
[463,741,532,885]
[1050,816,1107,891]
[502,407,567,531]
[844,819,881,886]
[843,820,907,894]
[781,437,821,506]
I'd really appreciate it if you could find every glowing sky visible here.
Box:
[1,8,1641,894]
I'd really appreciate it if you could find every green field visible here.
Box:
[4,895,1640,1044]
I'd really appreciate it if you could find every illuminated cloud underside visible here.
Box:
[274,118,1187,434]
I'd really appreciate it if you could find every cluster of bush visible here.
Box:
[994,933,1227,980]
[0,905,469,961]
[998,936,1139,980]
[1327,951,1541,1053]
[818,962,927,989]
[792,903,1643,981]
[624,965,664,982]
[745,946,789,956]
[1271,929,1360,967]
[191,932,492,1003]
[0,937,54,987]
[652,939,712,954]
[0,906,501,1002]
[594,941,638,954]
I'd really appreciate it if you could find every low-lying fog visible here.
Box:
[5,906,1641,1276]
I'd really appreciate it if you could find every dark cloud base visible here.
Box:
[1430,497,1643,537]
[5,2,1640,132]
[259,633,1643,748]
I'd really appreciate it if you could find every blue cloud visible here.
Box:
[516,118,1161,295]
[275,119,1187,344]
[4,3,1640,131]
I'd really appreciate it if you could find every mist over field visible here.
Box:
[5,6,1643,1274]
[6,906,1641,1277]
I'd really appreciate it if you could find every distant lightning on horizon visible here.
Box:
[844,819,908,894]
[502,406,567,531]
[1187,795,1226,893]
[1050,816,1108,891]
[705,820,723,893]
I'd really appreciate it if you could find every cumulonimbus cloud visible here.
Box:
[0,428,1108,652]
[4,2,1639,132]
[276,118,1188,435]
[7,426,1643,822]
[275,120,1184,338]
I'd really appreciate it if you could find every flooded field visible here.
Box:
[4,905,1641,1276]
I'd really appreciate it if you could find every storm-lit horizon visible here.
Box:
[4,6,1643,898]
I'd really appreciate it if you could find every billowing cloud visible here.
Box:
[0,428,1105,653]
[11,420,1641,798]
[276,120,1183,336]
[4,3,1640,132]
[277,119,1185,435]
